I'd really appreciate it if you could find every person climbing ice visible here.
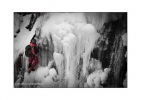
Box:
[25,33,39,73]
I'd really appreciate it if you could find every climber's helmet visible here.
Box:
[31,39,36,45]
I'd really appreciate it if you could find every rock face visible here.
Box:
[91,13,127,87]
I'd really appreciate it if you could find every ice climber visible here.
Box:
[25,35,39,73]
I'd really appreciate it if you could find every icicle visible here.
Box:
[61,32,78,87]
[53,52,64,83]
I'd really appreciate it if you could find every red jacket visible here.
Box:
[30,42,36,55]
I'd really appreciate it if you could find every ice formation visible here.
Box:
[122,33,127,46]
[22,61,59,88]
[86,59,111,88]
[14,13,111,88]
